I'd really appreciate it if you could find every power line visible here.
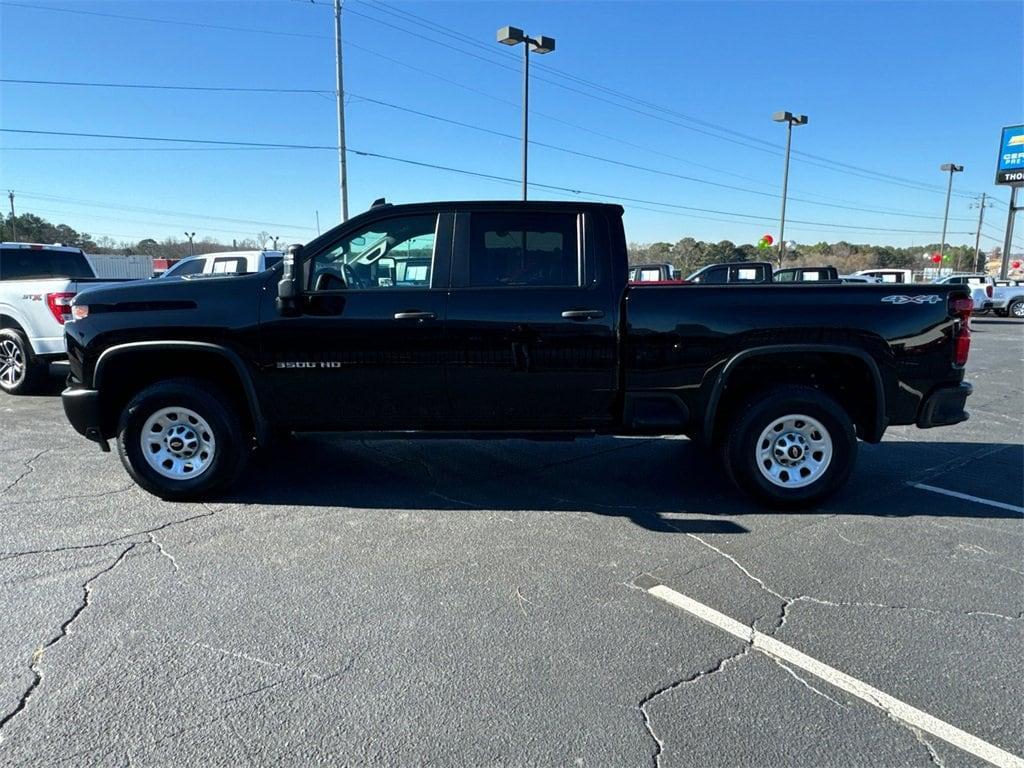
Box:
[2,128,974,236]
[347,0,984,199]
[5,0,983,201]
[1,82,976,223]
[0,77,332,94]
[15,191,316,231]
[22,204,310,238]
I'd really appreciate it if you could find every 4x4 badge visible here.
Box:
[881,295,942,305]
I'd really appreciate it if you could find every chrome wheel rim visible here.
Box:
[0,339,25,389]
[141,407,216,480]
[1011,302,1024,318]
[756,414,833,489]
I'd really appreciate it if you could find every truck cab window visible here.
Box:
[165,258,205,278]
[211,257,246,274]
[694,266,728,284]
[468,212,579,288]
[311,214,437,291]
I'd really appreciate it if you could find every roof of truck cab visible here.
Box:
[1,242,85,253]
[198,250,284,259]
[358,200,625,214]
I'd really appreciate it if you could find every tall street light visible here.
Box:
[772,111,808,268]
[184,232,195,257]
[497,26,556,200]
[938,163,964,264]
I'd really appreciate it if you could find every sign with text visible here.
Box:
[996,124,1024,185]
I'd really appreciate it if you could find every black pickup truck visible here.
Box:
[61,200,973,507]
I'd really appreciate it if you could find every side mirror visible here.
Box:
[276,243,303,316]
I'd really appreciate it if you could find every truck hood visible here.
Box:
[71,271,268,308]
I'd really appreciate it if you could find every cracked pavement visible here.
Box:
[0,318,1021,766]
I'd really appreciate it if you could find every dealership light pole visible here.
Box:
[335,0,349,222]
[938,163,963,263]
[184,232,195,257]
[497,26,556,200]
[772,111,808,267]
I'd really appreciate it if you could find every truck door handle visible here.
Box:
[393,310,437,321]
[561,309,605,321]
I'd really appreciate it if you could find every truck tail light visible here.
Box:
[46,292,76,325]
[986,284,993,298]
[951,296,972,367]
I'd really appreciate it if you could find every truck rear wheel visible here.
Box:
[722,386,857,509]
[116,378,248,500]
[0,329,47,396]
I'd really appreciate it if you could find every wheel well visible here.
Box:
[96,349,255,438]
[709,352,880,443]
[1,314,27,334]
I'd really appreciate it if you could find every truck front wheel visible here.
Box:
[722,386,857,509]
[116,378,248,500]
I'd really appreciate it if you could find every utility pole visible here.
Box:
[334,0,349,222]
[970,193,989,272]
[1001,186,1020,280]
[938,163,964,263]
[7,191,16,241]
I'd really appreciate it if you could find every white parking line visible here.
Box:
[910,483,1024,514]
[644,582,1024,768]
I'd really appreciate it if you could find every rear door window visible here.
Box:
[211,257,247,274]
[730,266,762,282]
[467,212,580,288]
[0,247,93,280]
[638,268,663,282]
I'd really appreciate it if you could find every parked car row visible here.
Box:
[627,261,1019,315]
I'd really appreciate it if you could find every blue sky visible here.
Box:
[1,0,1021,251]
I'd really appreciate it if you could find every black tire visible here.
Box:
[116,378,248,500]
[0,328,47,395]
[722,385,857,509]
[1008,299,1024,320]
[994,309,1008,318]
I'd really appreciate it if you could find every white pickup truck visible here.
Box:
[932,273,995,313]
[158,249,283,279]
[991,280,1024,318]
[0,243,129,394]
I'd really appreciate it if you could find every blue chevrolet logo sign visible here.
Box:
[996,124,1024,185]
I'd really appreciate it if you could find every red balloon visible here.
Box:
[932,254,942,264]
[1013,260,1022,269]
[762,234,774,245]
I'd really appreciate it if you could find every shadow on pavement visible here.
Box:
[223,436,1023,533]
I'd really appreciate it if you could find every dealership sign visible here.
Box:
[996,124,1024,185]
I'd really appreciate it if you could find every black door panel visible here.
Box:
[445,210,617,429]
[259,210,451,429]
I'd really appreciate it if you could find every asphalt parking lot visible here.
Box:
[0,318,1021,767]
